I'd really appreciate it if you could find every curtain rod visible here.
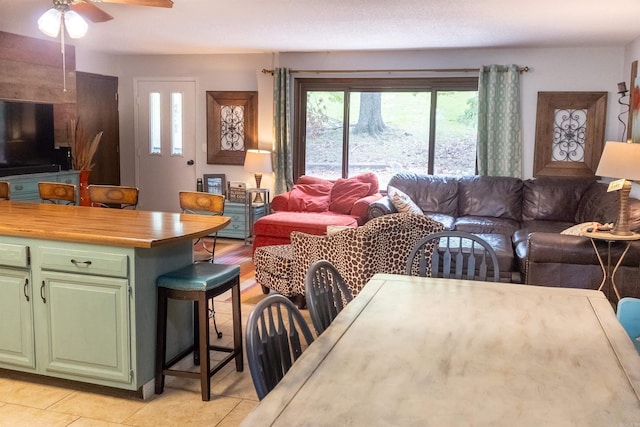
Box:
[261,66,529,75]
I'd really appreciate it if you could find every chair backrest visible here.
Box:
[38,182,76,205]
[305,259,353,335]
[617,297,640,354]
[406,231,500,282]
[246,294,315,400]
[88,185,139,209]
[0,181,9,200]
[179,191,224,215]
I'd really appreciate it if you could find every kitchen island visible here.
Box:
[0,201,230,398]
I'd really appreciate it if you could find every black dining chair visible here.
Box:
[406,230,500,282]
[305,260,353,335]
[246,294,315,400]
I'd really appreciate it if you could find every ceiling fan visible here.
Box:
[38,0,172,92]
[67,0,174,23]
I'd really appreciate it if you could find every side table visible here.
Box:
[583,231,640,302]
[246,188,270,245]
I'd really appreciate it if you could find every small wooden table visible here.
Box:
[583,231,640,302]
[242,274,640,426]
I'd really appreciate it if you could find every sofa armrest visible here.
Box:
[526,232,600,265]
[271,192,290,211]
[368,196,398,218]
[350,193,383,224]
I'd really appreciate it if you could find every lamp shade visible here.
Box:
[64,10,88,39]
[38,8,88,39]
[38,8,62,38]
[596,141,640,181]
[244,149,272,174]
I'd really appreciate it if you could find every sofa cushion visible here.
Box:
[519,219,575,234]
[329,178,371,214]
[387,185,423,215]
[575,182,618,224]
[388,173,458,216]
[522,177,593,222]
[453,216,520,236]
[458,176,522,221]
[287,183,332,212]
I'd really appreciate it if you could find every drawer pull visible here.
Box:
[70,259,92,267]
[24,278,29,302]
[40,281,46,303]
[15,184,23,190]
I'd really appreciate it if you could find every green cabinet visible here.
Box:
[0,267,34,369]
[4,171,79,201]
[0,243,33,369]
[36,245,131,384]
[218,201,266,240]
[39,271,131,384]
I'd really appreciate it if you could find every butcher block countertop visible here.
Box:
[0,201,230,248]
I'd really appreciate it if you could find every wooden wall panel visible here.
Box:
[0,31,77,146]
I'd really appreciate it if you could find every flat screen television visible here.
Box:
[0,99,60,177]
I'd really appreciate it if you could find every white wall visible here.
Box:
[280,47,625,179]
[78,51,276,189]
[76,45,627,190]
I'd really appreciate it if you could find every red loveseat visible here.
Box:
[252,173,382,250]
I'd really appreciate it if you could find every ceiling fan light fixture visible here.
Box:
[38,8,62,38]
[64,10,88,38]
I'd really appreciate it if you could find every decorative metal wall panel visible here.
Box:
[552,108,586,162]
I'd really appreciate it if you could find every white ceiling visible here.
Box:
[1,0,639,55]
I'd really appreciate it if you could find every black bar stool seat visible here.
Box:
[155,263,243,401]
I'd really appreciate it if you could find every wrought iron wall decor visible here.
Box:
[533,91,607,178]
[206,91,258,165]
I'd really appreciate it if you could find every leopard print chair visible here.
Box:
[289,213,444,299]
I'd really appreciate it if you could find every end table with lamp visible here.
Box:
[585,140,640,302]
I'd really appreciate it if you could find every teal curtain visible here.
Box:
[477,64,522,177]
[273,68,293,195]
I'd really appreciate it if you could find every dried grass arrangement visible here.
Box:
[71,119,103,171]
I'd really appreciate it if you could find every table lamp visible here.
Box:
[595,141,640,235]
[244,149,272,203]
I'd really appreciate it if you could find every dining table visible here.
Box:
[241,274,640,426]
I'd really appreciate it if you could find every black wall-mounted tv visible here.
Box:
[0,99,60,177]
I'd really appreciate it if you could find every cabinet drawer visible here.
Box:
[0,243,29,268]
[10,180,39,197]
[39,248,128,278]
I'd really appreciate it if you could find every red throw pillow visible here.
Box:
[329,179,371,214]
[350,172,379,196]
[287,183,332,212]
[296,175,334,186]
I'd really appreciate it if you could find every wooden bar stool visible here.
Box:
[155,263,243,401]
[38,182,76,205]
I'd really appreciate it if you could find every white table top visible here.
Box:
[242,274,640,427]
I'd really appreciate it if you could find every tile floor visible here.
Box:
[0,291,311,427]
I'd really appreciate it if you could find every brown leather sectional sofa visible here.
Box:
[369,173,640,300]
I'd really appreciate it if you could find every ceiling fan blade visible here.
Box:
[70,2,114,23]
[95,0,173,7]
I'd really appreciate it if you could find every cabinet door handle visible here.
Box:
[40,281,46,303]
[70,259,92,267]
[24,278,29,302]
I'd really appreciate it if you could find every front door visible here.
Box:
[135,79,196,212]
